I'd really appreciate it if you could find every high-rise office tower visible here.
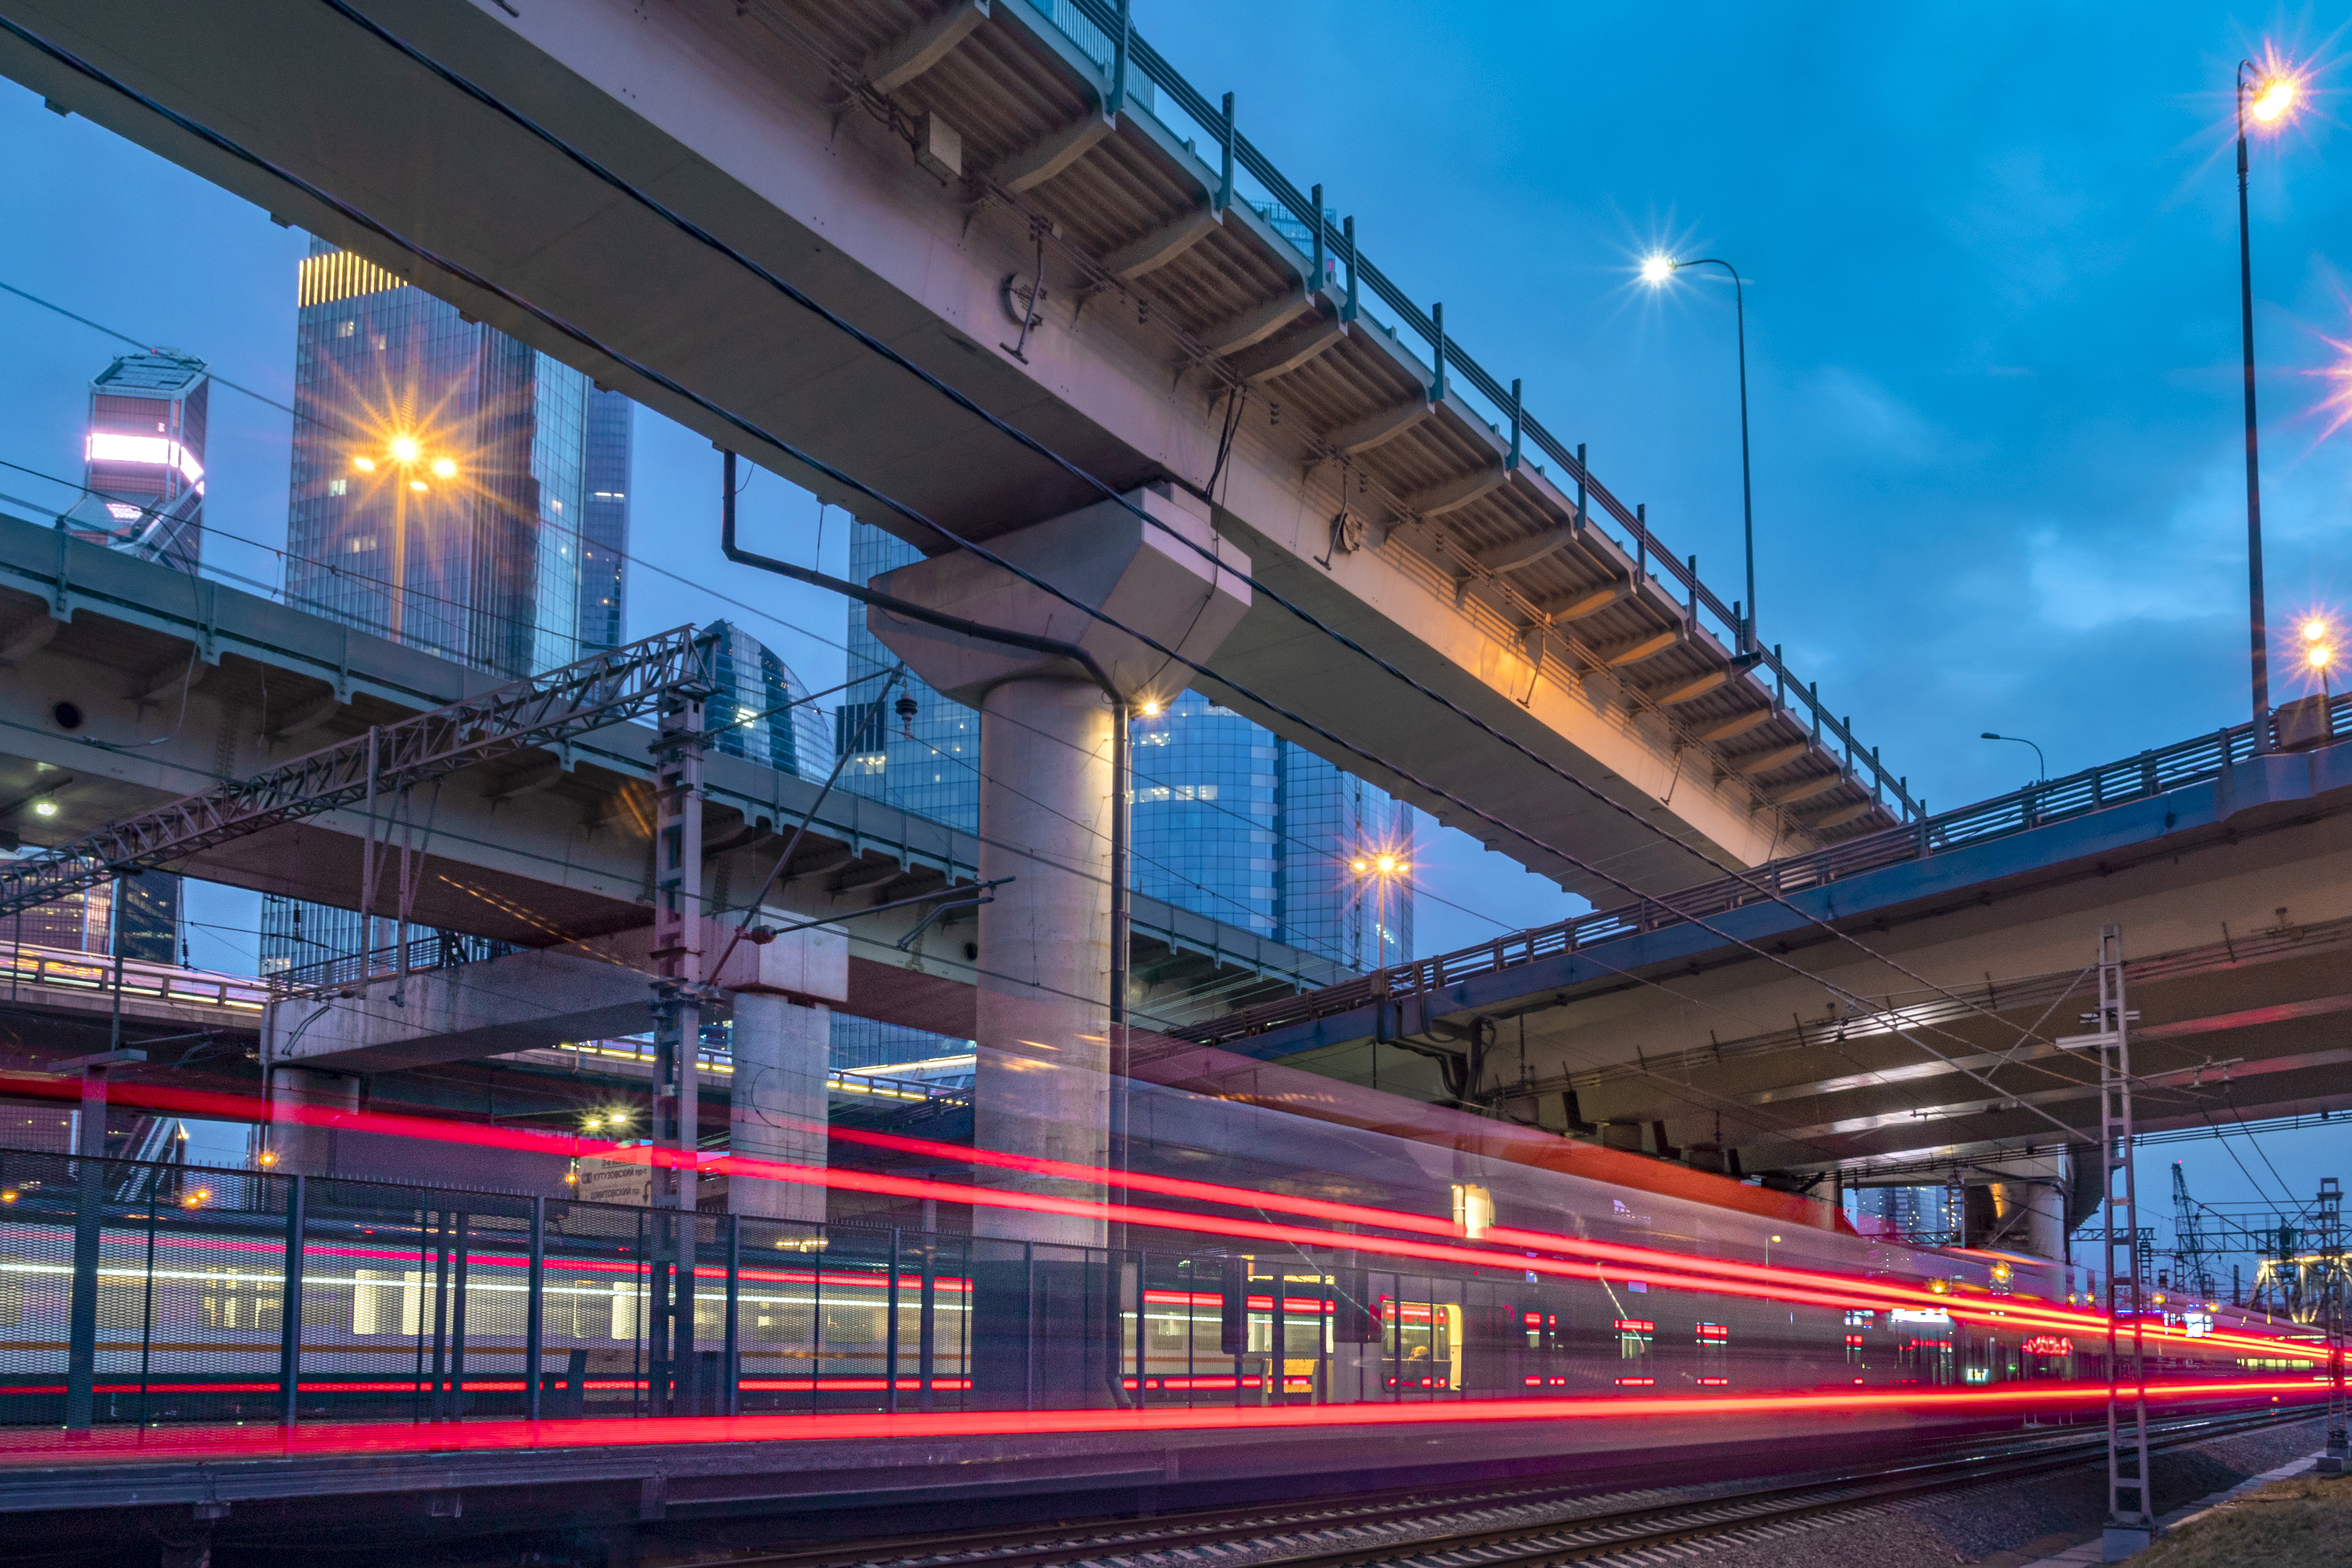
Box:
[707,619,828,778]
[835,520,1413,1061]
[280,240,618,679]
[62,349,210,574]
[262,242,633,976]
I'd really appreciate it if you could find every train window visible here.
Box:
[0,1256,20,1327]
[1612,1317,1653,1358]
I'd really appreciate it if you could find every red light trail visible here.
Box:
[0,1073,2312,1367]
[0,1380,2317,1467]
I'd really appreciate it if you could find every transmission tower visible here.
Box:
[2171,1163,2217,1302]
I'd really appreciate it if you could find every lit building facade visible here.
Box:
[263,242,632,976]
[280,241,612,680]
[64,349,209,573]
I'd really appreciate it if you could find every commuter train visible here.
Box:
[0,1141,2323,1431]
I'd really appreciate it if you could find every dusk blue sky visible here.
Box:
[0,4,2344,1237]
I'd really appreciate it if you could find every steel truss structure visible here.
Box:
[0,626,717,922]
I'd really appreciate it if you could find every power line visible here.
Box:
[5,12,2087,1154]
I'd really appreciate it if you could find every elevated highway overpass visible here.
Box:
[0,0,1918,903]
[1184,698,2352,1236]
[0,510,1338,1039]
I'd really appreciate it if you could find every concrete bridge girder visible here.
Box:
[1236,743,2352,1176]
[0,519,1337,1048]
[0,0,1899,902]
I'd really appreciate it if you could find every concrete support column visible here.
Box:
[1985,1155,2068,1261]
[971,676,1116,1247]
[266,1065,359,1177]
[728,993,829,1226]
[869,485,1251,1257]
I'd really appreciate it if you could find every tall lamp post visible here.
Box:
[1643,254,1756,651]
[2236,61,2300,749]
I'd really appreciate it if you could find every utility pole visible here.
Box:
[2171,1163,2216,1303]
[647,648,714,1416]
[2058,925,2150,1560]
[2321,1177,2348,1476]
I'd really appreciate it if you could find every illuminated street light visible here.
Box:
[32,800,56,818]
[2251,74,2299,122]
[390,436,420,464]
[2309,644,2333,671]
[2235,53,2307,748]
[1641,251,1759,649]
[1138,698,1161,717]
[351,455,376,472]
[430,457,457,479]
[408,480,428,493]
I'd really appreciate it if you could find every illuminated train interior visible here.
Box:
[0,1120,2323,1434]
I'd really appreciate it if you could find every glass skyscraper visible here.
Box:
[261,242,633,976]
[708,619,828,779]
[839,520,1414,975]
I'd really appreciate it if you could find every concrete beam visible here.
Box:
[1102,205,1220,280]
[994,111,1115,193]
[1325,399,1433,456]
[1227,314,1348,385]
[1696,709,1774,744]
[1601,628,1680,668]
[1651,670,1729,707]
[861,0,990,93]
[1476,524,1578,574]
[1808,801,1877,830]
[1540,583,1629,622]
[1765,772,1845,805]
[1405,466,1509,519]
[1197,294,1312,358]
[1735,742,1810,776]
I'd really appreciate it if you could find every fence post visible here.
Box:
[64,1155,103,1430]
[886,1229,901,1415]
[279,1174,307,1426]
[526,1195,545,1421]
[724,1213,741,1418]
[918,1230,937,1412]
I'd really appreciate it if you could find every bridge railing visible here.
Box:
[1181,693,2352,1047]
[1036,0,1921,821]
[0,939,265,1014]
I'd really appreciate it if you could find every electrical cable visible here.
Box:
[3,12,2084,1151]
[296,0,2091,1093]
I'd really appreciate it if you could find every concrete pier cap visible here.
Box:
[869,486,1250,1251]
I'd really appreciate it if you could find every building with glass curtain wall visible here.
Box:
[262,241,633,976]
[708,619,828,779]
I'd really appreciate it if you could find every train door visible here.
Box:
[1382,1293,1460,1392]
[1693,1319,1729,1386]
[1611,1313,1655,1387]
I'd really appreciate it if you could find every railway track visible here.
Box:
[710,1404,2319,1568]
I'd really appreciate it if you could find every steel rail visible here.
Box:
[721,1403,2314,1568]
[0,626,716,922]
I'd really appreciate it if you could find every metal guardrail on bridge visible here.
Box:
[0,940,265,1015]
[1180,694,2352,1049]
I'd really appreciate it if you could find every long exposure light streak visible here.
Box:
[0,1381,2319,1466]
[0,1072,2311,1365]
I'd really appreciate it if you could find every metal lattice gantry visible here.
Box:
[2056,924,2153,1556]
[0,625,718,922]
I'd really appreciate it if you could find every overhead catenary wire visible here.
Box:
[2,13,2087,1150]
[286,0,2094,1102]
